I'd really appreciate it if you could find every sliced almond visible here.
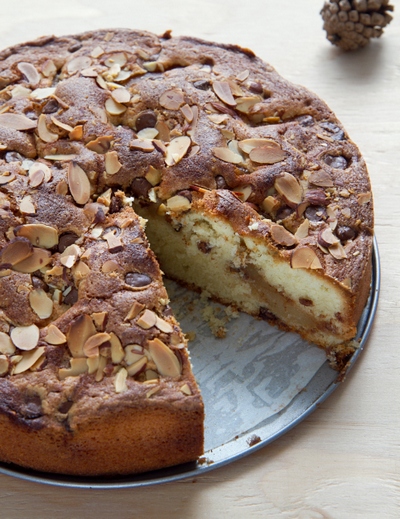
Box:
[130,139,155,152]
[111,87,130,104]
[357,192,371,205]
[86,135,113,153]
[105,151,122,175]
[155,316,174,333]
[261,196,280,215]
[59,357,88,380]
[159,89,185,110]
[249,145,285,165]
[37,114,58,143]
[155,120,171,142]
[101,259,120,274]
[0,331,16,355]
[137,128,159,140]
[67,56,92,75]
[328,242,348,260]
[180,104,194,122]
[212,81,236,106]
[0,113,37,130]
[72,260,90,281]
[233,185,252,202]
[60,244,81,268]
[105,52,127,68]
[69,125,83,140]
[309,170,333,188]
[1,238,33,266]
[50,116,74,132]
[270,224,298,247]
[0,355,9,376]
[145,166,162,186]
[83,332,111,358]
[238,138,276,155]
[124,345,145,365]
[291,246,322,270]
[17,62,41,86]
[148,338,181,378]
[91,312,108,331]
[105,98,127,115]
[13,347,45,375]
[137,309,157,329]
[125,301,146,321]
[0,172,16,184]
[30,87,57,100]
[41,59,57,78]
[87,355,100,374]
[13,248,52,273]
[114,367,128,393]
[15,224,58,249]
[10,324,40,351]
[295,219,310,239]
[166,195,192,212]
[318,227,340,248]
[180,383,192,395]
[274,173,302,205]
[10,85,31,98]
[235,95,262,114]
[109,332,125,364]
[19,195,36,214]
[236,69,250,81]
[91,46,104,58]
[68,162,91,205]
[43,324,67,345]
[29,289,53,319]
[45,154,77,161]
[67,314,96,357]
[165,136,191,166]
[212,147,242,164]
[127,356,147,376]
[103,229,123,253]
[29,161,52,186]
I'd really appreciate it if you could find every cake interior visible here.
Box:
[136,201,356,352]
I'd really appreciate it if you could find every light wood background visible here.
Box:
[0,1,399,518]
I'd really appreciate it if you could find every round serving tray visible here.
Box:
[0,239,380,489]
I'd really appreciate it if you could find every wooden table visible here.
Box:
[0,1,398,517]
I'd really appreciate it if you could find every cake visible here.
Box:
[0,29,373,476]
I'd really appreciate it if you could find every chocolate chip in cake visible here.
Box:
[320,122,345,141]
[336,225,357,243]
[125,272,152,287]
[63,287,78,306]
[130,177,152,198]
[297,115,314,127]
[215,175,228,189]
[5,151,23,163]
[197,241,212,254]
[68,41,82,53]
[193,79,211,91]
[304,189,328,206]
[135,110,158,131]
[305,205,327,222]
[58,232,79,253]
[324,154,348,169]
[42,98,60,114]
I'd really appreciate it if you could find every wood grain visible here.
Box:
[0,1,399,517]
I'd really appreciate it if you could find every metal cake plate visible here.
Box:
[0,239,380,489]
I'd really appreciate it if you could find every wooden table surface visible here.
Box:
[0,1,399,517]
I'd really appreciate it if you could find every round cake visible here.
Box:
[0,29,373,476]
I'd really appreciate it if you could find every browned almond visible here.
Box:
[12,247,51,273]
[166,195,191,212]
[109,332,125,364]
[0,113,37,130]
[73,260,90,281]
[0,355,9,376]
[212,81,236,106]
[295,219,310,239]
[328,242,348,260]
[291,246,322,270]
[318,227,340,248]
[130,139,155,152]
[235,95,262,114]
[43,324,67,345]
[274,173,302,205]
[125,301,146,321]
[212,147,242,164]
[249,145,286,164]
[13,347,45,375]
[59,357,88,380]
[270,224,298,247]
[1,238,33,266]
[155,120,171,142]
[18,62,41,85]
[261,196,280,214]
[148,338,181,378]
[19,195,36,214]
[111,87,130,104]
[83,332,111,358]
[69,125,83,140]
[105,151,122,175]
[308,170,333,188]
[233,185,252,202]
[67,56,92,75]
[15,224,58,249]
[91,312,108,331]
[50,116,74,132]
[159,89,185,110]
[155,316,174,333]
[180,383,192,395]
[137,309,157,329]
[10,324,40,351]
[238,138,277,154]
[357,192,372,205]
[29,288,53,319]
[37,114,58,143]
[86,135,113,153]
[114,367,128,393]
[103,230,123,253]
[67,314,96,357]
[0,331,16,355]
[105,98,127,115]
[165,136,191,166]
[126,356,147,377]
[68,162,91,205]
[180,104,194,123]
[145,166,162,186]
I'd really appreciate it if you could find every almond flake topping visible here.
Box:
[0,113,37,131]
[111,87,131,104]
[212,81,236,106]
[67,314,96,358]
[105,151,122,175]
[357,192,371,205]
[274,173,302,205]
[309,170,334,188]
[29,288,53,319]
[10,324,40,351]
[115,367,128,393]
[180,383,192,395]
[159,89,184,110]
[165,136,191,166]
[110,332,125,364]
[155,316,174,333]
[105,98,127,115]
[83,332,111,358]
[44,324,66,345]
[30,87,56,100]
[291,246,322,270]
[105,53,127,68]
[295,219,310,239]
[270,224,298,247]
[60,243,81,268]
[15,224,58,249]
[12,248,51,273]
[166,195,192,212]
[212,147,242,164]
[59,358,88,380]
[68,162,91,205]
[1,238,33,266]
[0,332,16,355]
[148,338,181,378]
[67,56,92,75]
[50,116,74,132]
[137,309,157,330]
[13,347,45,375]
[328,242,348,260]
[17,62,41,86]
[127,356,147,377]
[29,161,52,186]
[0,356,9,376]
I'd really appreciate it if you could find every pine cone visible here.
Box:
[321,0,394,51]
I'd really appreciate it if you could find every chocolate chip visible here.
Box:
[58,400,73,414]
[22,393,43,419]
[324,155,348,169]
[336,225,357,242]
[109,195,123,214]
[5,151,23,163]
[193,79,211,90]
[304,189,328,206]
[305,205,327,222]
[276,206,293,220]
[130,177,152,198]
[63,287,78,306]
[31,275,49,292]
[42,98,59,114]
[177,190,192,202]
[248,81,263,94]
[320,122,345,141]
[215,175,228,189]
[197,241,212,254]
[125,272,152,287]
[58,232,79,253]
[297,115,314,127]
[135,110,157,131]
[68,42,82,52]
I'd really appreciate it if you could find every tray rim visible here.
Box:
[0,237,381,489]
